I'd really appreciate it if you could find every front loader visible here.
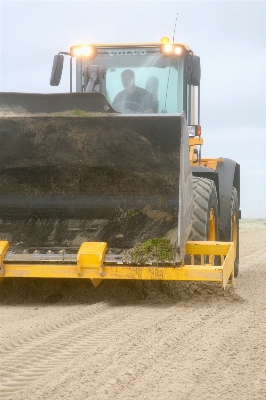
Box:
[0,38,240,289]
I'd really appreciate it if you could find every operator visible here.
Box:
[112,69,154,113]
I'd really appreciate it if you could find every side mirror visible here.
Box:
[50,55,64,86]
[186,55,201,86]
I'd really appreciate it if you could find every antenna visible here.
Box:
[163,12,179,112]
[172,12,178,42]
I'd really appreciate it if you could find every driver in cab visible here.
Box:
[112,69,154,113]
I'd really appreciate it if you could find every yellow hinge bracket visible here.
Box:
[189,137,203,146]
[0,241,9,276]
[77,242,107,277]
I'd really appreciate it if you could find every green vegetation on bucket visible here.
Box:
[128,209,140,218]
[131,238,174,265]
[70,109,91,117]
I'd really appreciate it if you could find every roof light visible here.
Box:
[70,45,97,59]
[160,43,183,57]
[164,43,173,53]
[81,45,92,57]
[174,46,182,55]
[73,47,81,57]
[161,37,170,43]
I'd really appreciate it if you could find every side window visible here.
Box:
[157,63,183,114]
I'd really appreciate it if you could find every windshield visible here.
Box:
[76,47,184,114]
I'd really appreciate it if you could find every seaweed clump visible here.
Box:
[131,238,174,265]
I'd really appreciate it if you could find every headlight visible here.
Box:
[174,46,182,55]
[164,44,173,53]
[160,43,183,56]
[73,47,81,57]
[81,45,92,57]
[188,125,201,137]
[70,45,97,58]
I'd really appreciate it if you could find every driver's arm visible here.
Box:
[143,92,155,113]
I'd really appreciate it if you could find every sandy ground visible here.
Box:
[0,219,266,399]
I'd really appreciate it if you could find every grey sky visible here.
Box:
[1,0,266,218]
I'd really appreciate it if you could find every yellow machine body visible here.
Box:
[0,39,240,291]
[0,241,234,289]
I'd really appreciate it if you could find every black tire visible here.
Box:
[186,177,219,265]
[230,188,240,277]
[219,187,239,277]
[188,177,219,241]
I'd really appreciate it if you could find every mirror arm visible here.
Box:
[58,52,72,92]
[70,57,73,93]
[59,51,71,56]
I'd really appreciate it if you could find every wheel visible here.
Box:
[229,188,239,277]
[188,177,219,241]
[187,177,219,265]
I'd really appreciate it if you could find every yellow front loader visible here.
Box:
[0,39,240,289]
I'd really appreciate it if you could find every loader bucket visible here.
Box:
[0,92,192,261]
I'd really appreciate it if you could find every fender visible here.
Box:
[191,160,240,240]
[216,158,240,240]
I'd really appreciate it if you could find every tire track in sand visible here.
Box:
[0,302,227,399]
[0,303,159,398]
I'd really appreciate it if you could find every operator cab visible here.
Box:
[75,45,184,114]
[50,39,201,123]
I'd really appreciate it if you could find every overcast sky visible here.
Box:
[1,0,266,218]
